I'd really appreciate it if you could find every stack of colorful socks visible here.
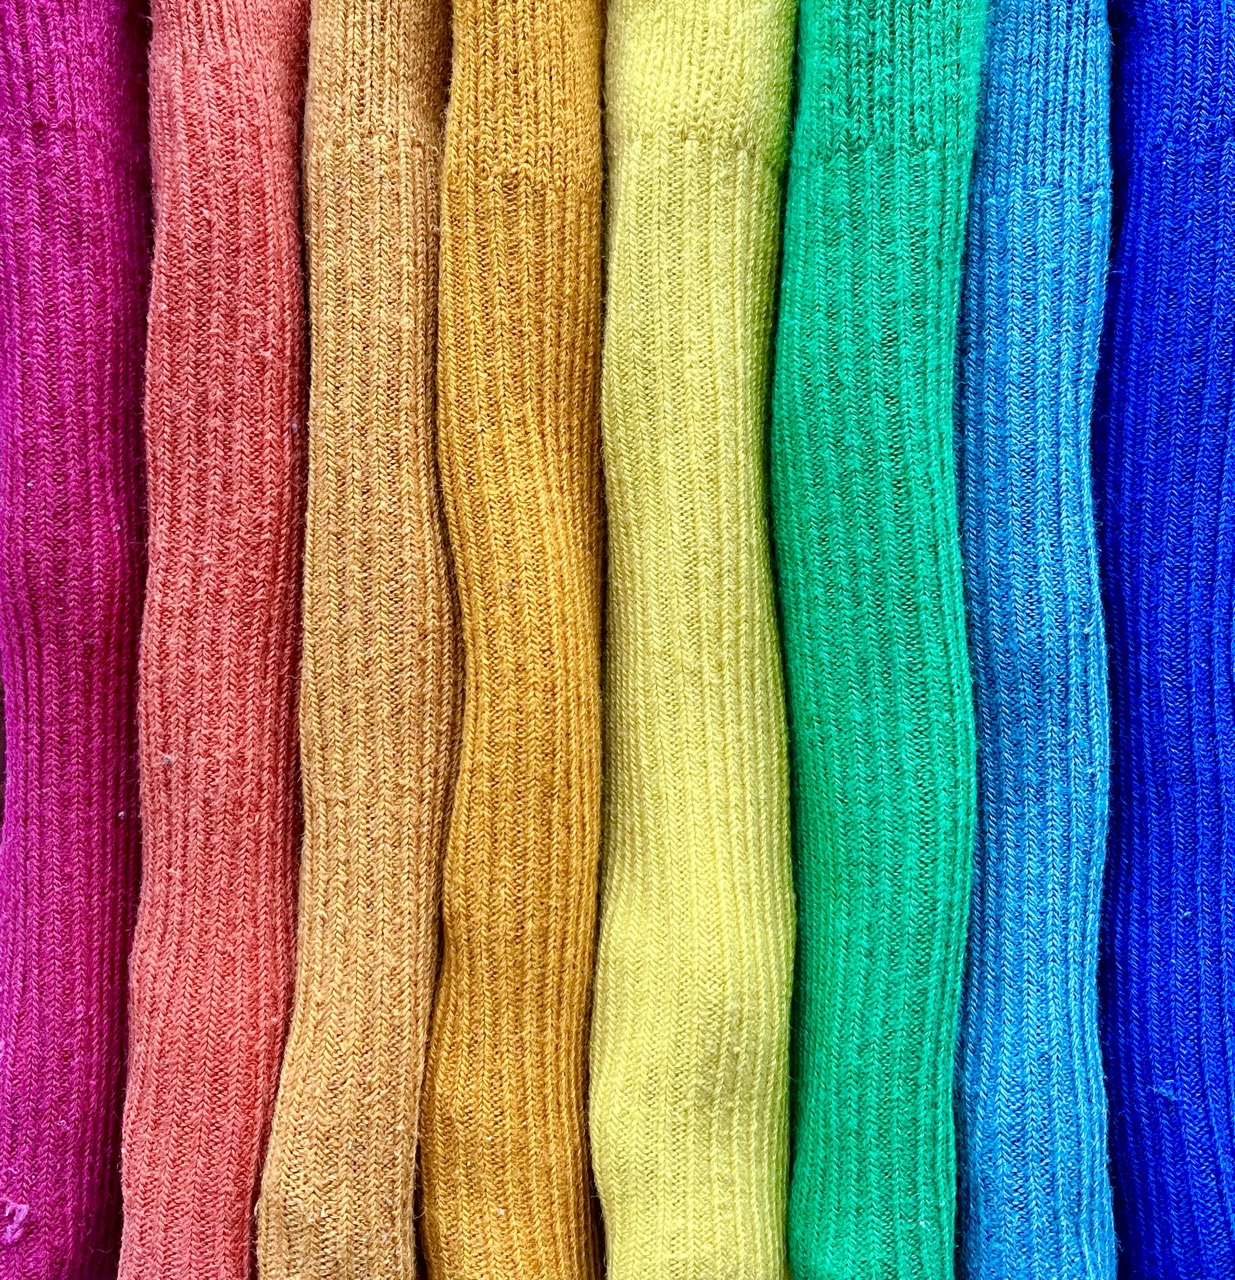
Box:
[1,0,1234,1274]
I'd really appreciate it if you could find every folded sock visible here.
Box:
[417,0,605,1272]
[120,1,308,1275]
[1094,4,1235,1275]
[256,0,457,1273]
[769,1,987,1275]
[0,4,149,1273]
[588,0,795,1274]
[954,3,1116,1276]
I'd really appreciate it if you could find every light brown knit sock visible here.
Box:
[255,0,457,1274]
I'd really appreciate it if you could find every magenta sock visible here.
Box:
[0,2,150,1275]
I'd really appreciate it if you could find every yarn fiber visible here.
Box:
[120,0,308,1274]
[588,0,795,1274]
[953,2,1116,1276]
[1094,3,1235,1276]
[417,0,605,1271]
[0,3,149,1273]
[769,1,987,1275]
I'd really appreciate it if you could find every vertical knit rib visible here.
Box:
[1094,4,1235,1276]
[417,0,604,1271]
[769,2,986,1275]
[0,3,149,1273]
[953,3,1116,1276]
[587,0,794,1274]
[256,0,457,1271]
[120,0,308,1274]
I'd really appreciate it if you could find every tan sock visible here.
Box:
[255,0,457,1273]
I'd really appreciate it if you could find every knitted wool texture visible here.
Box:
[587,0,794,1273]
[953,4,1115,1277]
[119,0,308,1275]
[417,0,604,1271]
[769,2,986,1275]
[0,3,148,1274]
[256,0,456,1271]
[1094,4,1235,1276]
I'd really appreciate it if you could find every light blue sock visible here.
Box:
[954,3,1116,1276]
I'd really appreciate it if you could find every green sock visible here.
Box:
[769,2,987,1275]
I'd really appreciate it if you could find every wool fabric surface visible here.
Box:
[1094,4,1235,1276]
[0,3,149,1274]
[587,0,794,1274]
[768,2,986,1275]
[119,0,308,1275]
[953,3,1115,1277]
[416,0,604,1272]
[256,0,457,1272]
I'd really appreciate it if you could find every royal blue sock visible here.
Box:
[1093,4,1235,1276]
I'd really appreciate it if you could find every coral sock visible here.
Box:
[587,0,795,1274]
[0,2,149,1273]
[769,1,987,1275]
[417,0,604,1271]
[953,2,1116,1276]
[1094,4,1235,1275]
[119,0,308,1275]
[256,0,457,1272]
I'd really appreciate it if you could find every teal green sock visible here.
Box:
[769,2,987,1275]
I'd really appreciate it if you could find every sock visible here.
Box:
[119,1,308,1275]
[0,3,149,1274]
[953,2,1116,1276]
[1093,4,1235,1275]
[256,0,457,1272]
[768,2,987,1275]
[417,0,604,1271]
[587,0,794,1275]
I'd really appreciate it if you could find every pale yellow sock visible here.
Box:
[587,0,796,1274]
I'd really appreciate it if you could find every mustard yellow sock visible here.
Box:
[256,0,458,1272]
[417,0,604,1272]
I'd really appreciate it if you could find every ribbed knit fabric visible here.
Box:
[0,3,148,1274]
[256,0,456,1272]
[119,0,308,1275]
[417,0,604,1272]
[1093,4,1235,1276]
[587,0,794,1275]
[768,3,986,1276]
[953,4,1115,1278]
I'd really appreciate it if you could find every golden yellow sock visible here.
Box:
[255,0,458,1272]
[417,0,604,1272]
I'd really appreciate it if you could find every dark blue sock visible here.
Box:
[1093,5,1235,1277]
